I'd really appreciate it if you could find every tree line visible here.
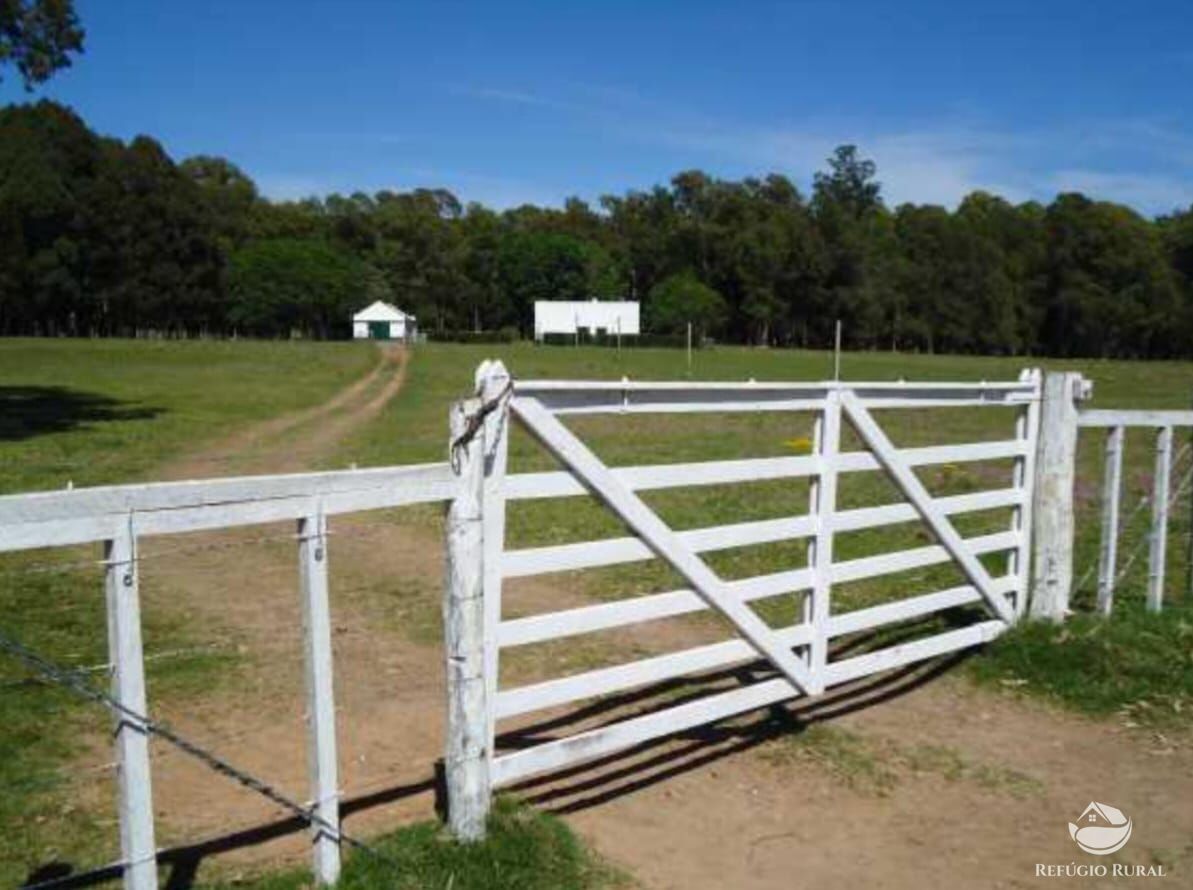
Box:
[2,100,1192,357]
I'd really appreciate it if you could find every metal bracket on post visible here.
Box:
[1030,372,1092,621]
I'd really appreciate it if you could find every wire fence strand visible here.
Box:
[0,628,404,876]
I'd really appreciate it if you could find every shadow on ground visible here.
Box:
[20,621,976,889]
[0,387,162,442]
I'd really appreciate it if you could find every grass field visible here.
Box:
[1,338,1192,887]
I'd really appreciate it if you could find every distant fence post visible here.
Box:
[105,514,158,890]
[1030,372,1087,621]
[443,394,491,841]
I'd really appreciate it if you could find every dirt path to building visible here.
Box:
[102,347,1193,889]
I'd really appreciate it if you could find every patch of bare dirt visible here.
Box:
[545,672,1193,889]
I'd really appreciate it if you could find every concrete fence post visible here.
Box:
[1030,371,1089,621]
[443,395,491,841]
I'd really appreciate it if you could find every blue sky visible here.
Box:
[4,0,1192,214]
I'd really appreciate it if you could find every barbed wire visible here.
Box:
[1072,443,1193,595]
[1112,463,1193,589]
[0,628,403,875]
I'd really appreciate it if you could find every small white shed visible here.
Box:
[534,299,640,341]
[352,301,416,341]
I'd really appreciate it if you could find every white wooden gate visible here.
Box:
[447,363,1042,816]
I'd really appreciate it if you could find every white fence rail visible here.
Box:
[0,463,457,890]
[442,363,1044,830]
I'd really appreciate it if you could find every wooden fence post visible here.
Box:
[105,514,157,890]
[297,503,340,884]
[1030,372,1085,621]
[1147,426,1174,612]
[477,361,511,759]
[443,396,491,841]
[1096,425,1125,615]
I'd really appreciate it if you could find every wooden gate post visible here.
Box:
[443,395,491,841]
[105,514,158,890]
[1030,372,1087,621]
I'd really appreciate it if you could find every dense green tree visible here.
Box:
[1042,195,1181,357]
[647,271,727,338]
[496,230,592,333]
[228,238,366,338]
[0,0,83,88]
[180,155,259,252]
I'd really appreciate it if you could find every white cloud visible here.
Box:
[449,86,573,110]
[645,118,1034,208]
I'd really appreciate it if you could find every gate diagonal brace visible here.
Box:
[512,395,821,697]
[839,391,1016,625]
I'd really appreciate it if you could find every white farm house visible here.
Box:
[352,301,416,341]
[534,299,640,341]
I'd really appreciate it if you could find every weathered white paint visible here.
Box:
[1009,369,1043,617]
[501,489,1023,579]
[495,577,1017,719]
[533,300,640,340]
[491,620,1003,788]
[512,395,820,696]
[0,464,457,551]
[1096,425,1125,615]
[1078,409,1193,428]
[1030,372,1087,621]
[477,361,512,760]
[840,391,1014,625]
[809,390,841,682]
[503,439,1027,502]
[443,398,491,841]
[297,506,340,884]
[514,378,1036,411]
[498,530,1020,648]
[1147,426,1174,612]
[105,516,157,890]
[0,463,455,525]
